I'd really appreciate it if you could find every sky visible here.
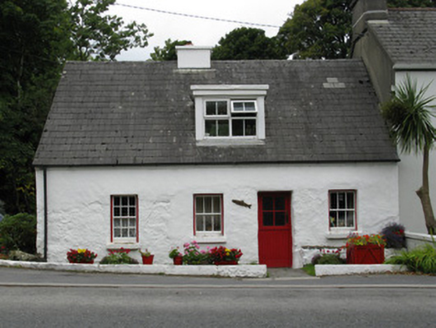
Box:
[107,0,305,61]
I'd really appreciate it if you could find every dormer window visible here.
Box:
[192,85,269,144]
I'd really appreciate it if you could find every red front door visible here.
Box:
[258,192,292,267]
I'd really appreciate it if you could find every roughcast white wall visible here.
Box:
[36,162,399,268]
[395,71,436,233]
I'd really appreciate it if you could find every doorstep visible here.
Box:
[315,264,408,277]
[0,260,267,278]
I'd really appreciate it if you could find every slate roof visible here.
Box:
[368,9,436,66]
[33,59,398,166]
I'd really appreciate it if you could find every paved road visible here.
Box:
[0,267,435,327]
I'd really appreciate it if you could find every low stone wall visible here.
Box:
[406,232,436,249]
[315,264,408,276]
[0,260,267,278]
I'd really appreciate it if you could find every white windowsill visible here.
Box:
[197,138,265,147]
[106,242,140,250]
[326,230,360,240]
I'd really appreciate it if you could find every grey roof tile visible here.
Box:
[369,9,436,65]
[34,59,398,166]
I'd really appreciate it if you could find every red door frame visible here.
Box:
[258,192,292,267]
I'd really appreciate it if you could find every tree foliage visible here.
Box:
[68,0,152,61]
[150,39,192,61]
[212,27,287,60]
[277,0,352,59]
[0,0,152,214]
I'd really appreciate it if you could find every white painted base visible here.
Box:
[0,260,267,278]
[315,264,408,277]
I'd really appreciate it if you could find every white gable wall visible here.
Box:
[36,162,399,268]
[395,71,436,233]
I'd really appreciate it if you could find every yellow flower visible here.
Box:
[78,249,86,253]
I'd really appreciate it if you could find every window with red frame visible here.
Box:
[329,191,356,229]
[111,195,138,240]
[194,194,223,234]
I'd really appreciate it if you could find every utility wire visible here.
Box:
[114,2,281,28]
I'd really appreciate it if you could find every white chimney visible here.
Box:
[176,45,212,69]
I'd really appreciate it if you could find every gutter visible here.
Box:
[43,168,48,261]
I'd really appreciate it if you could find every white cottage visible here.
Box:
[33,45,399,267]
[351,0,436,234]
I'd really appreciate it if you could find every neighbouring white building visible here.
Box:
[351,0,436,234]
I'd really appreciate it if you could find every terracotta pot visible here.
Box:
[142,255,154,265]
[346,244,385,264]
[173,256,183,265]
[214,261,238,265]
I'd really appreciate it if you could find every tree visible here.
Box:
[381,76,436,234]
[212,27,287,60]
[150,39,192,61]
[0,0,71,214]
[68,0,153,61]
[277,0,352,59]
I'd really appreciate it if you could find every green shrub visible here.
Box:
[0,213,36,254]
[313,254,345,265]
[386,244,436,274]
[99,252,139,264]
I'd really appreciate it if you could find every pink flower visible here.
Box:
[201,250,206,254]
[183,242,190,248]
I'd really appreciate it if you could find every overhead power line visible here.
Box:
[114,2,281,28]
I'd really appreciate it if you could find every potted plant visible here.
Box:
[169,247,183,265]
[182,241,211,265]
[209,246,243,265]
[66,248,97,264]
[139,249,154,264]
[381,223,406,249]
[346,234,386,264]
[100,249,138,264]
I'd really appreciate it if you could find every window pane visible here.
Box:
[206,102,216,115]
[122,197,128,206]
[129,196,135,206]
[122,229,128,237]
[196,197,203,213]
[244,102,256,111]
[245,119,256,136]
[213,215,221,231]
[212,196,220,212]
[217,120,229,136]
[233,102,244,112]
[263,212,274,226]
[337,211,345,227]
[205,120,216,136]
[196,215,204,231]
[114,207,120,217]
[232,120,243,136]
[114,228,121,237]
[330,193,337,209]
[329,212,337,227]
[275,197,285,210]
[263,197,273,211]
[114,197,120,206]
[129,229,136,238]
[114,219,120,227]
[347,192,354,209]
[346,211,354,227]
[204,197,212,213]
[338,193,346,209]
[129,207,135,216]
[129,218,136,227]
[275,212,286,226]
[121,207,128,216]
[217,101,227,115]
[122,219,128,227]
[205,217,213,231]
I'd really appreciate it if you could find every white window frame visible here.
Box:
[194,194,224,236]
[328,190,357,231]
[111,195,138,243]
[191,85,268,144]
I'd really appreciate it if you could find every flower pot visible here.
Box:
[173,256,183,265]
[142,255,154,265]
[347,244,385,264]
[69,260,94,264]
[215,261,238,265]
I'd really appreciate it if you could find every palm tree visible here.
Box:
[381,75,436,235]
